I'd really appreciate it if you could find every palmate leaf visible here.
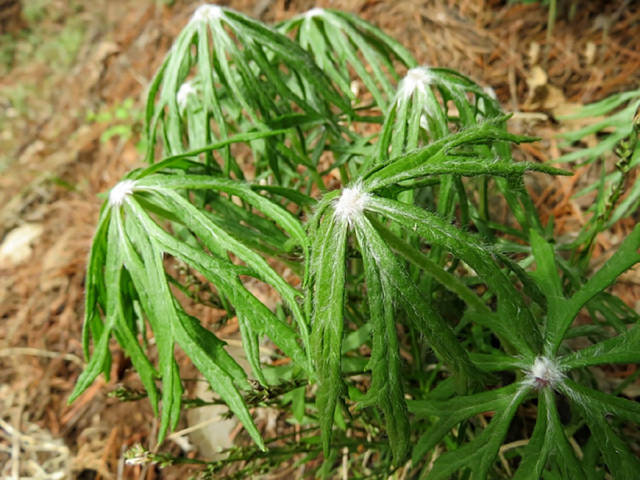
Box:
[133,180,309,351]
[368,115,560,238]
[376,67,504,164]
[371,72,548,238]
[71,206,183,442]
[310,188,493,461]
[279,8,416,110]
[130,174,310,370]
[125,198,308,380]
[145,4,350,185]
[409,334,640,480]
[73,167,314,446]
[410,342,640,480]
[513,227,640,478]
[361,163,638,477]
[303,118,566,468]
[77,203,250,443]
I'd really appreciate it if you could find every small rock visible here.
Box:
[0,223,43,266]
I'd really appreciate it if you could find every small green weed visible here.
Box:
[87,97,147,153]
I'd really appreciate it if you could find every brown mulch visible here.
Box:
[1,0,639,478]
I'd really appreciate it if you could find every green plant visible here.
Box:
[86,97,147,152]
[72,5,640,478]
[557,89,640,258]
